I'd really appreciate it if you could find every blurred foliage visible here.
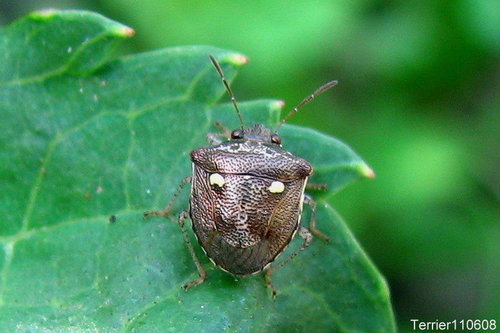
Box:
[1,0,498,332]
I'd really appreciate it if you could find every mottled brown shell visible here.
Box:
[189,139,312,275]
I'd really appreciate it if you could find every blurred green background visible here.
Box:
[2,0,498,331]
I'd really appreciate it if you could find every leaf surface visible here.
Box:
[0,10,395,332]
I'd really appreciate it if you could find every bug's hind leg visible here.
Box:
[143,177,192,218]
[177,210,207,290]
[264,226,313,298]
[304,194,330,243]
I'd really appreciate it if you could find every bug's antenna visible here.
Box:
[209,55,245,130]
[276,80,338,131]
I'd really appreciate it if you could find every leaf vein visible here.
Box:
[0,242,14,305]
[20,111,127,232]
[0,29,113,87]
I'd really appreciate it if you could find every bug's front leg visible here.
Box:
[306,183,328,191]
[206,121,231,145]
[143,176,192,218]
[304,194,330,243]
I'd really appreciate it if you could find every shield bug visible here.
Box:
[145,55,337,297]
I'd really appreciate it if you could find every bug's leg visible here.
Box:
[177,210,208,290]
[264,270,277,299]
[306,183,328,191]
[207,121,232,145]
[214,121,231,135]
[143,177,192,218]
[304,194,330,242]
[207,133,226,145]
[265,226,313,298]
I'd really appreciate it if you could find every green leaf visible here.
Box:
[0,10,395,332]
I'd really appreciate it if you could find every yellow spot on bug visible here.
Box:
[209,173,225,187]
[268,181,285,193]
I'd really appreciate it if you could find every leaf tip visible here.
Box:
[29,8,58,20]
[227,53,249,66]
[270,100,286,113]
[274,100,285,108]
[360,164,376,179]
[113,25,136,37]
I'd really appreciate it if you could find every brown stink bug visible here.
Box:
[145,55,337,297]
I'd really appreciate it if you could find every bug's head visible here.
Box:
[209,55,337,145]
[229,124,282,145]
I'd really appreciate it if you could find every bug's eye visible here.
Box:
[231,129,244,139]
[271,134,282,145]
